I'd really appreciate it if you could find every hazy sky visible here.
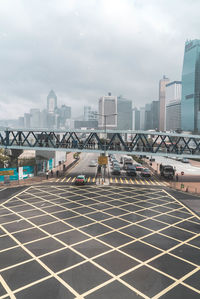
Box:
[0,0,200,119]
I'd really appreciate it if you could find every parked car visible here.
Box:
[112,166,121,175]
[75,175,87,185]
[181,158,189,163]
[126,165,137,176]
[89,160,97,167]
[141,168,151,177]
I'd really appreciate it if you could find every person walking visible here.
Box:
[46,170,49,180]
[176,173,179,182]
[50,169,53,177]
[56,170,59,178]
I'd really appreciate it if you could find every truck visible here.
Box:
[160,165,175,179]
[120,155,133,170]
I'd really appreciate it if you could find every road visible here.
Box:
[152,156,200,175]
[0,183,200,298]
[53,153,169,187]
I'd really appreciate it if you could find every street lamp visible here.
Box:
[95,112,117,182]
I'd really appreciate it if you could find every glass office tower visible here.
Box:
[181,39,200,132]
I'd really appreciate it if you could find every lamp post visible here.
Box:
[95,113,117,182]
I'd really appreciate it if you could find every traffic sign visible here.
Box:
[98,156,108,165]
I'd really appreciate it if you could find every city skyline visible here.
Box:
[0,0,200,119]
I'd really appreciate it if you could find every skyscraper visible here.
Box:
[47,90,57,113]
[159,75,169,131]
[98,94,117,129]
[166,81,182,131]
[181,39,200,132]
[117,96,132,130]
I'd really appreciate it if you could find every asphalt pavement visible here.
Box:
[0,183,200,298]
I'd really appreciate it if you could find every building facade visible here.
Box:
[132,108,140,130]
[30,109,40,128]
[166,81,182,131]
[47,90,57,113]
[98,94,117,129]
[181,39,200,132]
[159,75,170,131]
[117,96,132,130]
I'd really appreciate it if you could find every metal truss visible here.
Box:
[0,129,200,158]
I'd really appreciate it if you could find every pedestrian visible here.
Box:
[46,170,49,180]
[50,169,53,177]
[176,173,178,182]
[56,170,59,178]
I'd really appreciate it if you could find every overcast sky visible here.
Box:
[0,0,200,119]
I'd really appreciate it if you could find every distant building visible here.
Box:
[84,106,97,121]
[18,117,24,128]
[139,107,145,130]
[132,108,140,130]
[181,39,200,132]
[151,101,159,130]
[24,113,31,128]
[98,94,117,129]
[117,96,132,130]
[30,109,40,128]
[166,81,182,131]
[40,109,48,128]
[47,90,57,113]
[166,102,181,131]
[159,75,170,131]
[60,105,71,127]
[74,120,98,129]
[145,104,152,130]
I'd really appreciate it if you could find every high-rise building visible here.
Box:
[84,106,97,121]
[117,96,132,130]
[18,117,24,128]
[98,94,117,129]
[139,107,145,130]
[151,101,159,130]
[159,75,169,131]
[24,113,31,128]
[132,108,140,130]
[47,90,57,113]
[40,109,48,128]
[181,39,200,132]
[145,104,152,130]
[30,109,40,128]
[60,105,71,127]
[166,81,182,131]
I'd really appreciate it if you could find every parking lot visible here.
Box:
[0,184,200,298]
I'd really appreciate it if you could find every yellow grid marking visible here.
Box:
[56,178,60,182]
[115,177,118,183]
[120,178,123,184]
[71,177,76,182]
[110,177,113,183]
[66,177,71,182]
[139,179,145,185]
[130,179,134,184]
[61,177,66,182]
[87,177,91,182]
[93,177,96,183]
[4,184,200,299]
[125,178,129,184]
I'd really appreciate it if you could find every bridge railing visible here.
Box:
[0,129,199,157]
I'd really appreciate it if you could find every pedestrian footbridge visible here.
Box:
[0,129,200,159]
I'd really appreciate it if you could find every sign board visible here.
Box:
[18,167,23,180]
[181,171,184,175]
[98,156,108,165]
[0,170,14,176]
